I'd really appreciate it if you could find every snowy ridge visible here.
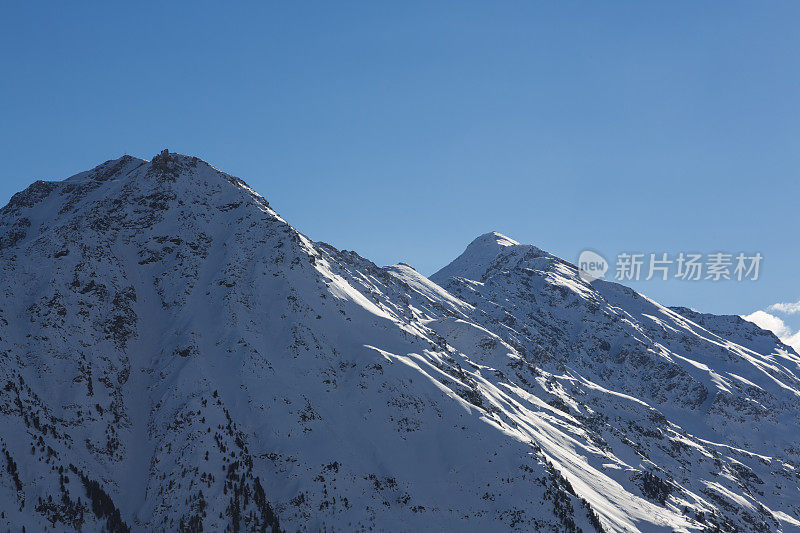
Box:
[0,153,798,532]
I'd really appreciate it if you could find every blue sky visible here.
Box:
[1,2,798,334]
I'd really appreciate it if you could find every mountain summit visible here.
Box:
[431,231,521,283]
[1,154,799,532]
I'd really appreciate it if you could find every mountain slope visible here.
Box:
[431,232,800,531]
[0,154,798,532]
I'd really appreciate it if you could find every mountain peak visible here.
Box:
[150,148,202,167]
[431,231,521,283]
[469,231,519,248]
[58,151,214,189]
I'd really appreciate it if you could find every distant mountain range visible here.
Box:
[1,151,798,532]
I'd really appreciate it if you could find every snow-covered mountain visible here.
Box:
[1,151,798,532]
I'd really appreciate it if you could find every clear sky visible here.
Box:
[1,2,799,335]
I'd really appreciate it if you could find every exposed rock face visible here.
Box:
[0,154,798,532]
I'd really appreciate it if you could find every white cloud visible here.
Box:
[768,300,800,315]
[742,310,792,338]
[742,310,800,353]
[786,330,800,351]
